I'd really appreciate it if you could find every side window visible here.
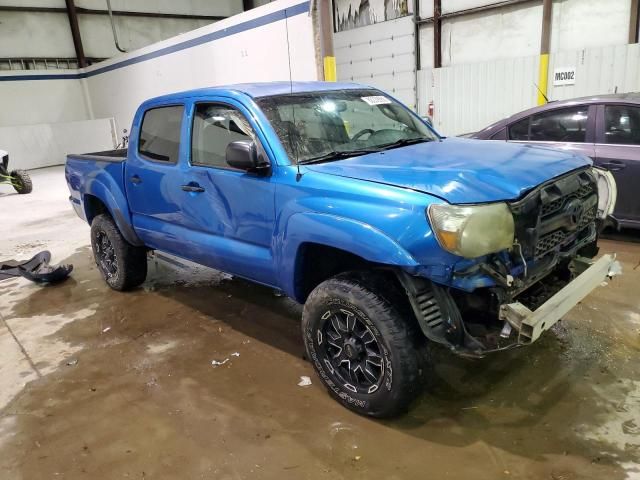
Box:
[138,106,184,163]
[529,106,588,142]
[509,117,530,140]
[490,127,507,140]
[191,104,256,168]
[604,105,640,145]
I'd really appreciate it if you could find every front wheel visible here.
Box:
[10,170,32,194]
[302,272,422,418]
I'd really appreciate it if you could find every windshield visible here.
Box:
[256,89,439,164]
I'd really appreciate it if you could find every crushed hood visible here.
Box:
[306,138,592,204]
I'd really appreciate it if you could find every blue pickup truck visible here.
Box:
[66,81,620,417]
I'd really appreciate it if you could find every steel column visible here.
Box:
[630,0,639,43]
[65,0,87,68]
[414,0,421,71]
[434,0,442,68]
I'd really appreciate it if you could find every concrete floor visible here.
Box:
[1,166,639,480]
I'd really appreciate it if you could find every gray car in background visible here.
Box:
[472,93,640,229]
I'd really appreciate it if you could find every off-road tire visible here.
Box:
[10,170,32,194]
[90,214,147,291]
[302,271,422,418]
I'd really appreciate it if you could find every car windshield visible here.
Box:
[256,89,439,164]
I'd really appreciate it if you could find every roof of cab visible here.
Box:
[143,81,369,105]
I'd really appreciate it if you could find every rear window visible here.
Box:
[138,106,184,163]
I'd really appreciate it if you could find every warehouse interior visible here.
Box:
[1,1,639,479]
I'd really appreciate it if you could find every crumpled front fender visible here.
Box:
[278,212,419,301]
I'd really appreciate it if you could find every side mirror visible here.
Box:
[226,140,269,173]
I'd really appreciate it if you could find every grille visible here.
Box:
[535,230,567,258]
[540,184,594,217]
[535,205,597,258]
[578,206,596,229]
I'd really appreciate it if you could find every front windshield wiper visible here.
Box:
[298,148,382,165]
[297,137,435,165]
[375,137,434,151]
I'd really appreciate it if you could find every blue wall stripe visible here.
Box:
[0,1,309,82]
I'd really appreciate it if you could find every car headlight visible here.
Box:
[427,202,515,258]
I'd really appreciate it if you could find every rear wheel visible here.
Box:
[10,170,32,194]
[302,272,422,418]
[90,214,147,291]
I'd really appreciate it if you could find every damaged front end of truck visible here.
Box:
[399,167,622,358]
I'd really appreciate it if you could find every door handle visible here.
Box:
[600,160,626,171]
[181,184,205,193]
[130,175,142,184]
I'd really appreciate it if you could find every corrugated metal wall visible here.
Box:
[420,43,640,136]
[334,15,417,109]
[419,55,539,135]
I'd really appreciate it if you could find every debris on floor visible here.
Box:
[297,376,312,387]
[211,352,239,367]
[0,250,73,283]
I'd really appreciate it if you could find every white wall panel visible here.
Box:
[441,0,512,15]
[78,16,212,59]
[0,12,76,58]
[0,78,91,127]
[441,2,542,65]
[335,15,416,108]
[418,23,434,69]
[0,118,115,170]
[419,0,433,19]
[550,0,631,52]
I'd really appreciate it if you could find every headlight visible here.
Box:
[427,202,515,258]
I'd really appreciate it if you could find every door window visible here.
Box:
[604,105,640,145]
[530,107,588,142]
[138,106,184,163]
[509,107,588,142]
[191,104,257,168]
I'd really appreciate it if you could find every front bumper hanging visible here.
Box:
[499,254,622,344]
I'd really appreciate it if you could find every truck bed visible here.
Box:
[65,149,129,231]
[68,148,127,163]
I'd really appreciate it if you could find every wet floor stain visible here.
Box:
[0,239,639,479]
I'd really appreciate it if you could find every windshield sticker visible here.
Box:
[361,96,392,106]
